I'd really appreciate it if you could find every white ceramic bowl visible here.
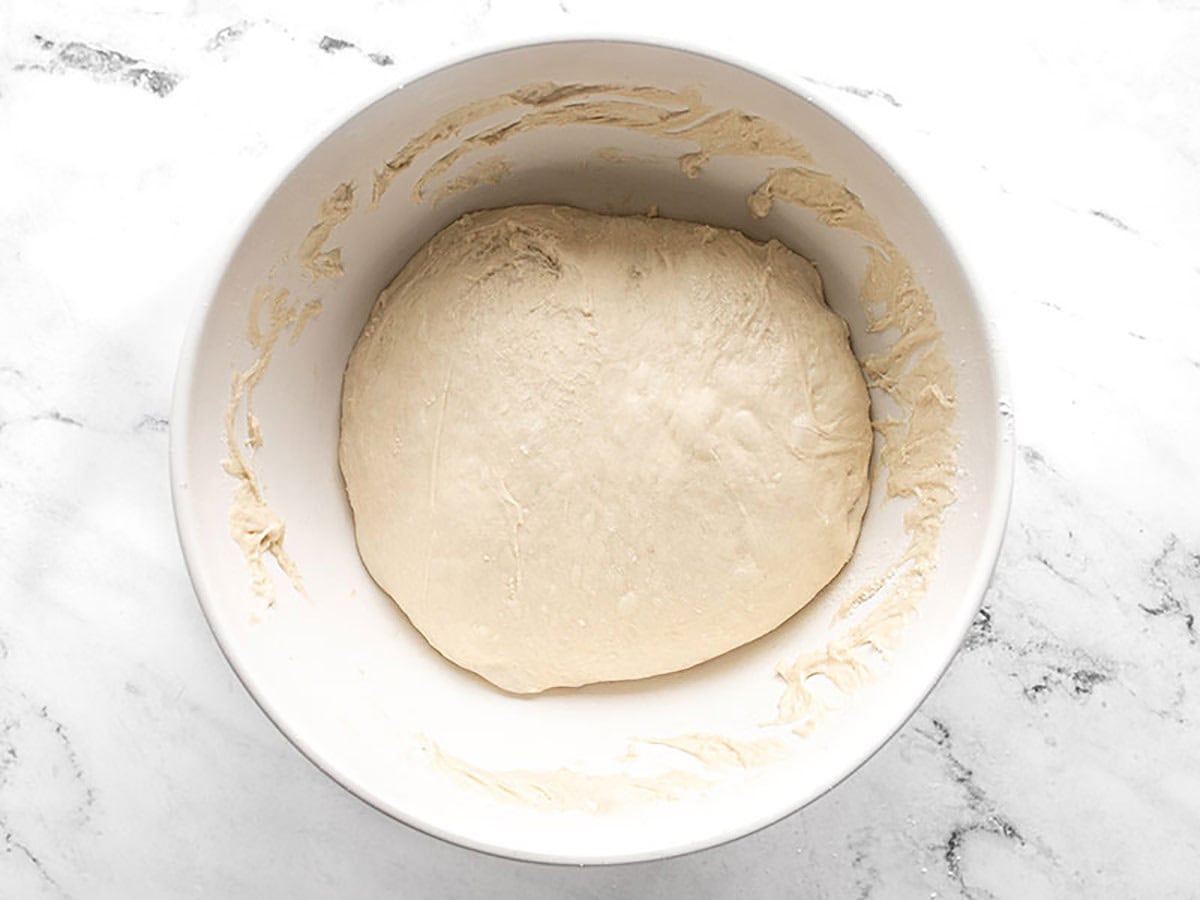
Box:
[171,39,1012,864]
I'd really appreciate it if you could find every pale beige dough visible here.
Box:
[340,204,871,693]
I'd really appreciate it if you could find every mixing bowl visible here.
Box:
[170,38,1013,864]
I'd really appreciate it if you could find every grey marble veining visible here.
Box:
[17,34,180,97]
[1,0,1198,896]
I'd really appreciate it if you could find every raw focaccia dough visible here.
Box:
[340,205,871,693]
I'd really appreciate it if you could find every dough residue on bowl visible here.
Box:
[422,730,790,813]
[221,182,355,604]
[221,80,959,809]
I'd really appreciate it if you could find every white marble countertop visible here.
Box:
[2,0,1198,896]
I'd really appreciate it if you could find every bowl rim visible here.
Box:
[169,34,1015,867]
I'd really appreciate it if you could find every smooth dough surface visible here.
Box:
[340,205,871,693]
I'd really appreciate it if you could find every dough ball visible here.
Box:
[340,205,871,693]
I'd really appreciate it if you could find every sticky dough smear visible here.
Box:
[339,204,871,693]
